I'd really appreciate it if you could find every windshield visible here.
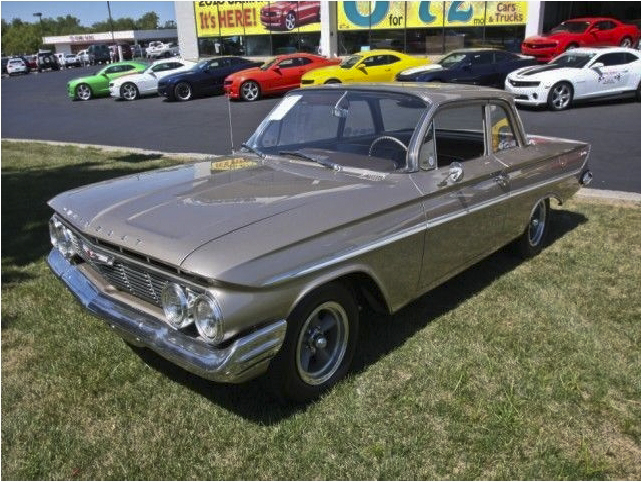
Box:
[551,21,590,34]
[340,55,363,69]
[261,57,278,71]
[246,90,429,172]
[550,53,595,68]
[439,53,467,68]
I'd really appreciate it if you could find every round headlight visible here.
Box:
[161,283,191,329]
[194,294,224,344]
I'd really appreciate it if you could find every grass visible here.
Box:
[2,140,641,480]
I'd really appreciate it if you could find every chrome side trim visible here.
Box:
[48,249,286,383]
[265,167,583,285]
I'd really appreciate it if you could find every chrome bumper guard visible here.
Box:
[47,249,287,383]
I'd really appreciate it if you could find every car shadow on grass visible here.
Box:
[128,207,588,423]
[1,158,171,269]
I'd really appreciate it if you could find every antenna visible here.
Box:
[227,92,235,153]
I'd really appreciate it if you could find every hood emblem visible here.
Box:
[81,243,115,266]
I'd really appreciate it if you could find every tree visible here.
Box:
[136,12,159,30]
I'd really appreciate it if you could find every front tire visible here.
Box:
[174,82,192,101]
[120,82,139,101]
[75,83,92,101]
[240,80,261,101]
[515,199,550,258]
[636,80,641,102]
[269,282,359,402]
[547,81,573,111]
[284,11,297,30]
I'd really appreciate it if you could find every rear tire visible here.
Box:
[636,80,641,102]
[515,199,550,258]
[268,282,359,403]
[547,81,573,111]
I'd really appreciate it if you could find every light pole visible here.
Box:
[33,12,43,49]
[107,1,119,61]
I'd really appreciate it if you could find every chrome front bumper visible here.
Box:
[47,249,287,383]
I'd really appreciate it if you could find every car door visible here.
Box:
[590,20,617,46]
[201,58,229,94]
[355,54,398,82]
[455,52,496,86]
[274,57,304,91]
[586,52,631,97]
[412,102,509,290]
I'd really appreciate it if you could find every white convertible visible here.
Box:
[109,58,195,101]
[505,47,641,111]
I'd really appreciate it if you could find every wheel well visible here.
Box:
[336,272,390,314]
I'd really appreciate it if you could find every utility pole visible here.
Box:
[107,1,120,61]
[33,12,43,49]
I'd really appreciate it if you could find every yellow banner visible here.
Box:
[338,1,527,30]
[195,1,321,37]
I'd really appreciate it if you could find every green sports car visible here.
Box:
[68,61,147,100]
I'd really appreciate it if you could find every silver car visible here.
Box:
[48,84,592,401]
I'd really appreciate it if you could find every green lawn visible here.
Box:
[2,140,640,480]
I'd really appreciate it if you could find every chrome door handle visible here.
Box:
[494,172,509,187]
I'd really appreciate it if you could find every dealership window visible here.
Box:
[405,29,446,55]
[337,31,370,55]
[198,32,319,57]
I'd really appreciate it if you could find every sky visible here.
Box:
[1,1,176,27]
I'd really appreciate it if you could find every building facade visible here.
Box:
[176,1,641,60]
[42,29,178,55]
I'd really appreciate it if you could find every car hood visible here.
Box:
[227,66,263,79]
[398,64,444,76]
[49,155,415,284]
[161,70,197,83]
[509,64,579,80]
[524,33,578,43]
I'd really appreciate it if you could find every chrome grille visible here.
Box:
[65,226,170,307]
[92,262,167,306]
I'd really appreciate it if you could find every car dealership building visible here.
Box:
[175,1,641,59]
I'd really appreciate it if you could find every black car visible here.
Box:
[396,48,537,89]
[158,56,262,101]
[37,52,61,72]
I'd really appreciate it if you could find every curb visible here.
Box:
[3,138,640,203]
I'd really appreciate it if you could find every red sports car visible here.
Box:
[522,17,641,62]
[224,53,341,101]
[260,1,320,31]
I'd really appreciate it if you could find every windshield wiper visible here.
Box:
[240,143,265,158]
[278,150,340,170]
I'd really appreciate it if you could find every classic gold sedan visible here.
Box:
[300,49,429,86]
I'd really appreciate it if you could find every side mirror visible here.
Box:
[591,62,604,70]
[272,66,281,73]
[149,72,157,78]
[357,64,367,73]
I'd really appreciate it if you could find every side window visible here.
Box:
[121,65,135,72]
[209,60,220,69]
[343,100,375,137]
[489,104,518,153]
[104,66,119,74]
[363,55,387,67]
[418,122,436,170]
[419,105,485,168]
[278,58,296,68]
[386,55,400,65]
[624,53,639,64]
[298,57,312,66]
[152,63,168,72]
[596,53,625,66]
[471,53,493,65]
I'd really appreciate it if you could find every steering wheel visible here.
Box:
[368,136,408,157]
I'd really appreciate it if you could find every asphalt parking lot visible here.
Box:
[2,65,640,192]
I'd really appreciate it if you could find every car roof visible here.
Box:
[298,82,514,105]
[447,48,510,54]
[352,49,406,56]
[558,46,639,55]
[563,17,618,22]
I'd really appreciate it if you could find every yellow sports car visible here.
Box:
[300,49,430,86]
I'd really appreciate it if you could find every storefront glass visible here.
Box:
[194,2,321,57]
[337,1,527,55]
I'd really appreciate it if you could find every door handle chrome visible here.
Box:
[494,172,509,187]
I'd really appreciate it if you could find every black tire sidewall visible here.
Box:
[516,199,550,258]
[269,282,359,402]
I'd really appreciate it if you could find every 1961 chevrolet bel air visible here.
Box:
[48,83,593,401]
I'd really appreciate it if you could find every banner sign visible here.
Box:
[195,1,321,37]
[338,1,527,30]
